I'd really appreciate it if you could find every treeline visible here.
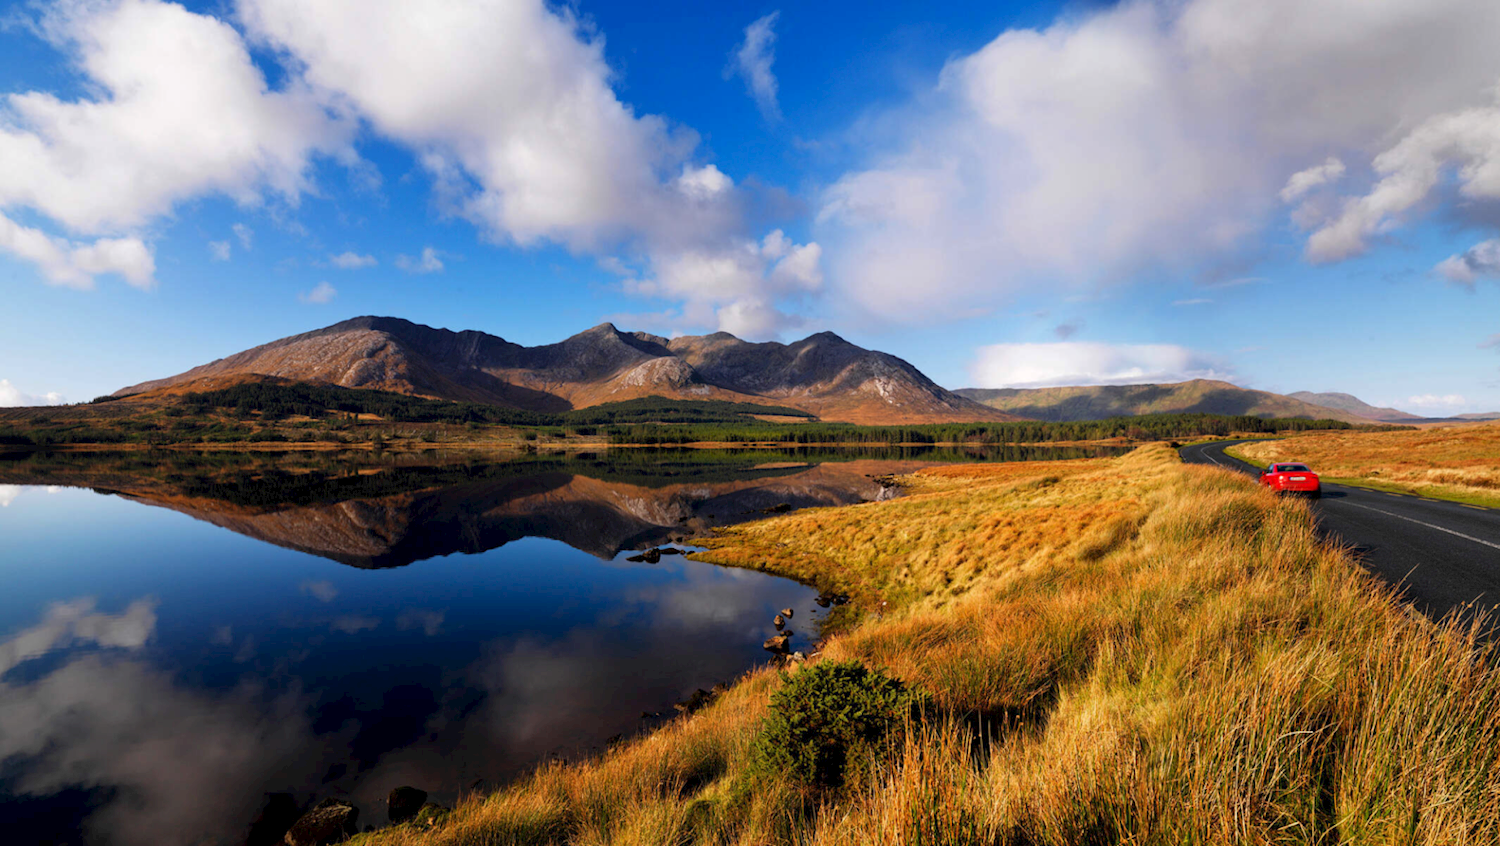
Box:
[179,383,812,426]
[605,413,1358,445]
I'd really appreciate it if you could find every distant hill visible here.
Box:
[1286,391,1421,423]
[954,379,1378,424]
[1457,412,1500,421]
[116,316,1014,425]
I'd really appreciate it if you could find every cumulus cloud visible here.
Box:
[0,213,155,289]
[395,247,444,274]
[0,485,21,507]
[819,0,1500,322]
[0,378,65,407]
[727,11,781,122]
[622,229,820,338]
[297,280,337,304]
[968,342,1229,388]
[0,0,349,287]
[232,222,253,249]
[240,0,817,336]
[1307,94,1500,262]
[328,250,377,269]
[1407,394,1469,409]
[208,240,231,261]
[1435,238,1500,287]
[1279,157,1345,203]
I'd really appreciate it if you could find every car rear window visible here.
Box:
[1278,464,1310,472]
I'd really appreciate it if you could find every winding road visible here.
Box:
[1180,439,1500,623]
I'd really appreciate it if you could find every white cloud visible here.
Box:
[327,250,377,269]
[0,485,20,508]
[1307,94,1500,262]
[297,280,336,304]
[819,0,1500,323]
[1435,238,1500,287]
[727,11,781,122]
[0,378,66,407]
[675,164,732,201]
[208,240,231,261]
[240,0,815,336]
[623,229,820,338]
[1407,394,1469,409]
[232,223,253,249]
[0,0,350,288]
[1481,334,1500,349]
[395,247,443,274]
[1279,157,1345,203]
[968,342,1229,388]
[0,213,155,289]
[242,0,695,251]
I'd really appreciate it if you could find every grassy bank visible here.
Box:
[347,443,1500,845]
[1232,423,1500,508]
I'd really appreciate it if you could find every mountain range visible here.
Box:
[954,380,1384,424]
[116,316,1013,424]
[956,381,1500,425]
[100,316,1498,428]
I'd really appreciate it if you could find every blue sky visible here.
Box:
[2,0,1499,413]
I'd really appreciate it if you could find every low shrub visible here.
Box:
[750,660,925,792]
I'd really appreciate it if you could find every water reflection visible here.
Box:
[0,446,1120,844]
[0,445,1124,568]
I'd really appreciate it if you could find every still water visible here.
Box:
[0,446,1123,845]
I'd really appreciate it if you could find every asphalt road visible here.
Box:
[1180,439,1500,623]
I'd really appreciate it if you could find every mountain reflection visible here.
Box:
[0,446,1122,567]
[0,447,1121,845]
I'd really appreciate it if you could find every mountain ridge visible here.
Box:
[955,379,1381,424]
[117,316,1015,425]
[1285,391,1421,423]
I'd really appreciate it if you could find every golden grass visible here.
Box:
[1234,422,1500,507]
[354,444,1500,846]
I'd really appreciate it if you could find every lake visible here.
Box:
[0,445,1125,845]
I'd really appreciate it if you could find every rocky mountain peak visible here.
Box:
[116,317,1017,424]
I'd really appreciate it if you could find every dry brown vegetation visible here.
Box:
[354,444,1500,845]
[1234,422,1500,507]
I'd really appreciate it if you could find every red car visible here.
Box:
[1260,462,1321,498]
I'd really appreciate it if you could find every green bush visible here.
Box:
[750,660,924,792]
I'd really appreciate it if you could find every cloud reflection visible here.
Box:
[0,597,157,676]
[0,597,329,846]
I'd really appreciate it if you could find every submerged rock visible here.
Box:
[284,798,358,846]
[388,786,428,825]
[763,634,791,654]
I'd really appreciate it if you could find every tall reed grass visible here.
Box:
[355,444,1500,845]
